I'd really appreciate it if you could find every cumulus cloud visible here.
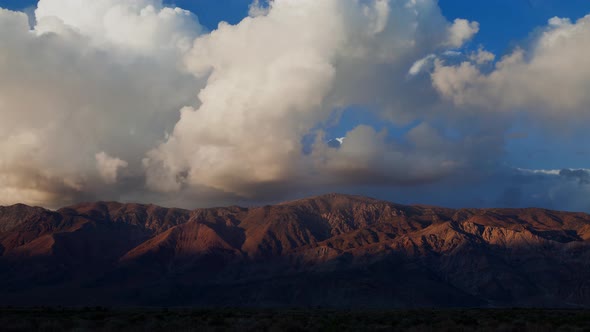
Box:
[469,47,495,65]
[446,18,479,48]
[35,0,202,54]
[95,152,128,184]
[0,0,514,209]
[248,0,270,17]
[0,2,202,207]
[1,0,586,211]
[432,14,590,118]
[143,0,483,200]
[310,124,462,187]
[408,54,436,76]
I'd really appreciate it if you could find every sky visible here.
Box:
[0,0,589,212]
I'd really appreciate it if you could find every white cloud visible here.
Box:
[0,3,203,207]
[409,54,436,76]
[4,0,551,210]
[469,47,495,64]
[516,168,562,176]
[311,124,459,186]
[143,0,482,199]
[432,15,590,118]
[446,18,479,48]
[145,0,344,195]
[95,152,128,184]
[363,0,390,35]
[35,0,202,55]
[248,0,269,18]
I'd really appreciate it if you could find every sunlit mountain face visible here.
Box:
[2,0,590,315]
[1,194,590,307]
[0,0,589,213]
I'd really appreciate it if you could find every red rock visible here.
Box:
[0,194,589,307]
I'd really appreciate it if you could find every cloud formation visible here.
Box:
[0,1,202,207]
[432,15,590,119]
[143,0,482,199]
[95,152,128,184]
[0,0,587,211]
[446,18,479,48]
[364,167,590,213]
[35,0,202,54]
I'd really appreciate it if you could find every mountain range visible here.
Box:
[1,193,589,308]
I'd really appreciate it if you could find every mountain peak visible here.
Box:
[278,192,381,206]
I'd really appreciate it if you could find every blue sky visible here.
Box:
[0,0,589,211]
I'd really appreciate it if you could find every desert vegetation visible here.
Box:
[1,308,590,332]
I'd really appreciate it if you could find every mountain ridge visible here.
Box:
[1,193,590,308]
[2,192,586,217]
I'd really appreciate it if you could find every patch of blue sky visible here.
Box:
[164,0,250,30]
[439,0,590,56]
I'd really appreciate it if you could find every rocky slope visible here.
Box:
[1,194,589,308]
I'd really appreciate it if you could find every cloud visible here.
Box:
[357,166,590,212]
[409,54,436,76]
[469,47,495,65]
[143,0,484,200]
[446,18,479,48]
[35,0,202,55]
[248,0,270,18]
[95,152,129,184]
[559,168,590,185]
[432,14,590,119]
[311,124,461,186]
[3,0,586,212]
[507,168,590,211]
[516,168,561,176]
[0,3,203,208]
